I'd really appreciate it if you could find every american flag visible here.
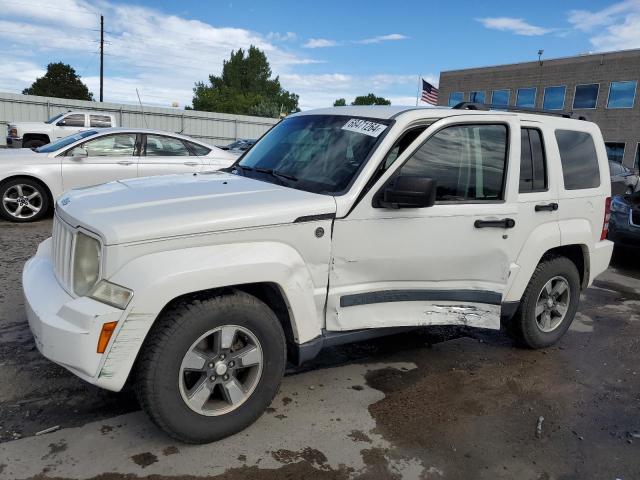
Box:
[420,79,439,105]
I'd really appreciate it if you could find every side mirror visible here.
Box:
[56,119,66,126]
[69,147,88,159]
[378,175,437,208]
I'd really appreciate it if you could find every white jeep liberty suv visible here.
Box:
[23,104,613,443]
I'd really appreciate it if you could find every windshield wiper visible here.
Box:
[255,168,298,182]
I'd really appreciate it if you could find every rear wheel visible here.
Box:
[508,256,581,348]
[135,291,286,443]
[0,178,50,222]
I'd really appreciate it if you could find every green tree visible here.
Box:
[351,93,391,106]
[333,98,347,106]
[192,46,299,117]
[22,62,93,100]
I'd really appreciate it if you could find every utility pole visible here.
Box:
[99,14,104,102]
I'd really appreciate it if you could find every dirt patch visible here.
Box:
[348,430,372,443]
[130,452,158,469]
[162,446,179,456]
[271,446,328,469]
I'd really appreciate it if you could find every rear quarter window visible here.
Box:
[555,130,600,190]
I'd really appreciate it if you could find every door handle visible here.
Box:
[184,161,199,166]
[474,218,516,229]
[117,160,134,166]
[535,202,559,212]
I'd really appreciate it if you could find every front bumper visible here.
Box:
[6,136,22,148]
[23,238,126,388]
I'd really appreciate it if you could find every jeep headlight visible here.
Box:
[90,280,133,309]
[73,232,101,296]
[611,198,630,214]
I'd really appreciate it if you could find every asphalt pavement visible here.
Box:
[1,217,639,479]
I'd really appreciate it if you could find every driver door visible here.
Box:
[61,133,140,191]
[326,115,522,332]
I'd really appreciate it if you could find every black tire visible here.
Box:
[508,255,581,349]
[0,177,50,222]
[135,290,286,444]
[23,139,46,148]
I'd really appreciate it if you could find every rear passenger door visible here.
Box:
[89,114,113,129]
[137,134,202,178]
[502,123,561,303]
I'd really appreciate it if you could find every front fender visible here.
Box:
[99,241,323,390]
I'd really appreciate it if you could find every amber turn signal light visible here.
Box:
[97,321,118,353]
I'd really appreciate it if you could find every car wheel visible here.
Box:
[508,256,581,349]
[0,178,50,222]
[23,139,46,148]
[135,291,286,444]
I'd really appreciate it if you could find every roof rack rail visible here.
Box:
[451,102,580,119]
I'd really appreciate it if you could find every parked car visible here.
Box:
[609,191,640,248]
[220,138,256,154]
[608,160,639,196]
[23,105,613,443]
[0,128,237,222]
[6,111,117,148]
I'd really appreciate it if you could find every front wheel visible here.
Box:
[0,178,50,222]
[135,291,286,443]
[508,256,581,349]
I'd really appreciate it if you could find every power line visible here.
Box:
[100,14,104,102]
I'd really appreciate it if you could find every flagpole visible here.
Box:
[415,76,421,106]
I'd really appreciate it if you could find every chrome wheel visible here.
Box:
[178,325,263,416]
[2,184,43,219]
[535,276,571,333]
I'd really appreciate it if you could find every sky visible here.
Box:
[0,0,638,111]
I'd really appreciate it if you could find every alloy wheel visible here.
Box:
[2,184,43,219]
[535,276,571,333]
[178,325,263,416]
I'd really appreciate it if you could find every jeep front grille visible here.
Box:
[631,209,640,227]
[52,215,75,294]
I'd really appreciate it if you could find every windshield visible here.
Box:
[237,115,390,194]
[45,113,65,124]
[34,130,98,153]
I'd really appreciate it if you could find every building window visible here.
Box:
[491,89,509,106]
[607,80,637,109]
[573,84,599,109]
[605,142,626,164]
[469,91,485,103]
[516,88,536,108]
[448,92,464,107]
[543,86,566,110]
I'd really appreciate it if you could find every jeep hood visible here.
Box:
[56,172,337,245]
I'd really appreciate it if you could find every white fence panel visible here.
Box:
[0,92,278,147]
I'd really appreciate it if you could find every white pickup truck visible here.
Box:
[6,111,116,148]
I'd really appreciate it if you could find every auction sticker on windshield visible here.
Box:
[341,118,387,137]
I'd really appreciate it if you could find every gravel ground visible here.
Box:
[0,216,639,479]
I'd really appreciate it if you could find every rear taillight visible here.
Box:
[601,196,612,240]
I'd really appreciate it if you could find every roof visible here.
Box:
[87,127,213,145]
[289,105,594,126]
[291,105,448,120]
[441,47,640,74]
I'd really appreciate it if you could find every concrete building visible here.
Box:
[438,49,640,169]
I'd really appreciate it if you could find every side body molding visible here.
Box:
[100,241,323,391]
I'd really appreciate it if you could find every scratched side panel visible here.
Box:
[331,301,500,331]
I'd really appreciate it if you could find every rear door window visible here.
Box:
[90,115,112,128]
[555,130,600,190]
[519,128,547,192]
